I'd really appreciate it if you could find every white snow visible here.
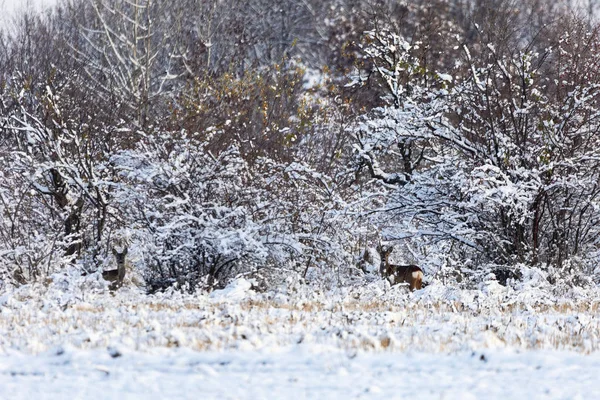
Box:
[2,347,600,400]
[437,72,453,82]
[209,278,253,302]
[2,277,600,398]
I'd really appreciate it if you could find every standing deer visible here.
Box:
[103,247,128,290]
[377,244,423,291]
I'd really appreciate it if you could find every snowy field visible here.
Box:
[1,273,600,399]
[3,347,600,399]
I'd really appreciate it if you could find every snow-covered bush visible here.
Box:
[110,128,356,291]
[4,0,600,294]
[112,133,270,291]
[350,22,600,281]
[0,73,125,285]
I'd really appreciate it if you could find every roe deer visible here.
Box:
[103,247,128,290]
[377,244,423,291]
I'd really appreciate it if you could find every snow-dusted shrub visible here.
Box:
[112,132,267,291]
[349,22,600,282]
[0,73,126,285]
[112,129,356,292]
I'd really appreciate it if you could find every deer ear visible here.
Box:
[123,247,128,256]
[112,247,117,256]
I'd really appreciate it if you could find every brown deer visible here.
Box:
[103,247,128,290]
[377,244,423,291]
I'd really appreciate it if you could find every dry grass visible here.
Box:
[2,284,600,355]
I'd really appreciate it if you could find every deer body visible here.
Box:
[103,247,127,290]
[378,245,423,291]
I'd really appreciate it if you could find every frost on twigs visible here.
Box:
[349,24,600,281]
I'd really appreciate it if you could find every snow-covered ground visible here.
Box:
[1,273,600,398]
[3,347,600,400]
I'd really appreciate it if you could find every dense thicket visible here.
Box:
[1,0,600,291]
